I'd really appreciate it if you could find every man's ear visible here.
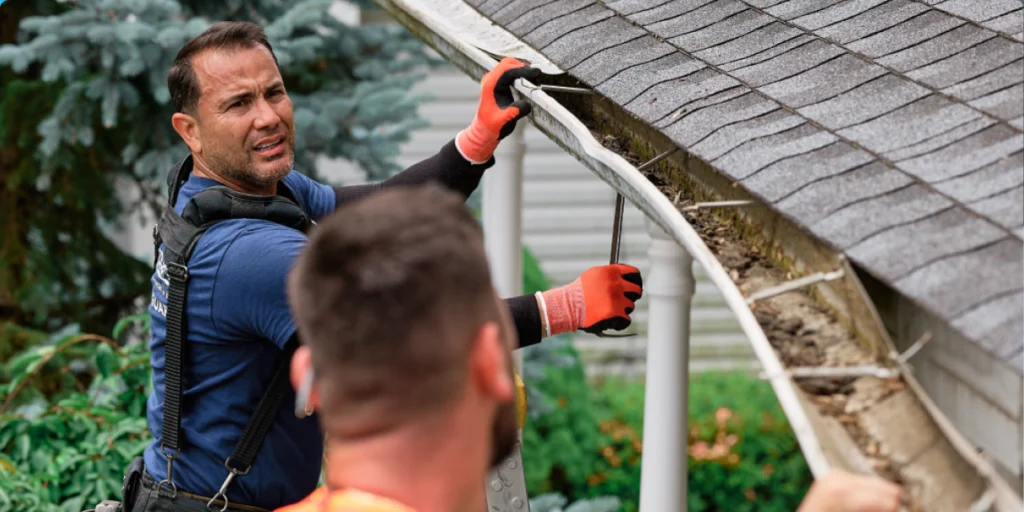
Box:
[470,321,515,403]
[290,345,320,412]
[171,111,202,154]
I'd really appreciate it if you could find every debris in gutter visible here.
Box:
[593,131,926,511]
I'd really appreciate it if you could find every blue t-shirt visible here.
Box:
[144,171,335,507]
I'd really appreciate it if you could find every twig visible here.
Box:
[115,357,150,375]
[895,331,933,364]
[1,334,121,413]
[759,365,900,380]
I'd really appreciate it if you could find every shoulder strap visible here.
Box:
[156,203,204,494]
[225,336,299,475]
[167,154,194,208]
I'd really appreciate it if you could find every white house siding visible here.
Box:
[888,296,1023,488]
[315,66,756,378]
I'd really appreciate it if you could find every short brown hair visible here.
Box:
[287,184,500,432]
[168,21,279,114]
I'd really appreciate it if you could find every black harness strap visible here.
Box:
[153,156,311,506]
[227,336,300,474]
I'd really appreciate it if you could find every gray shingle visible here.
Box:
[733,39,846,86]
[970,83,1024,121]
[775,161,911,224]
[744,0,789,7]
[693,22,805,66]
[895,236,1022,319]
[721,34,815,71]
[942,58,1024,101]
[1012,117,1024,130]
[983,10,1024,35]
[625,0,714,25]
[596,52,707,104]
[624,69,743,124]
[604,0,676,16]
[968,186,1024,231]
[466,0,487,6]
[846,10,964,58]
[506,0,595,35]
[876,23,995,72]
[848,208,1008,279]
[988,317,1024,359]
[647,0,747,39]
[478,0,511,15]
[661,92,781,145]
[952,292,1024,350]
[797,74,930,130]
[569,37,677,86]
[933,0,1022,24]
[934,151,1024,204]
[758,54,887,108]
[810,184,954,249]
[690,111,806,160]
[657,86,752,126]
[838,95,982,154]
[714,123,838,179]
[765,0,844,20]
[884,117,995,161]
[791,0,889,30]
[541,17,648,69]
[742,142,877,201]
[897,125,1024,182]
[906,37,1024,90]
[671,10,776,52]
[817,0,930,44]
[522,4,614,49]
[492,0,557,25]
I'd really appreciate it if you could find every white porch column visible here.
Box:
[481,116,530,512]
[482,122,525,310]
[639,216,695,512]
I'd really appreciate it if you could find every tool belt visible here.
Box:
[137,465,272,512]
[86,456,273,512]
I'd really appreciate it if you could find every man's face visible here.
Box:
[189,45,296,189]
[488,292,520,468]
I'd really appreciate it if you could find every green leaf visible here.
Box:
[14,435,30,462]
[112,312,147,339]
[61,493,85,512]
[95,343,116,378]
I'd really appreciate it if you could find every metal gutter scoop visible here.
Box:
[593,148,680,338]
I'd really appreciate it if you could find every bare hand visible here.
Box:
[797,470,903,512]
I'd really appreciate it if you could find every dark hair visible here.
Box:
[287,184,500,432]
[168,21,279,114]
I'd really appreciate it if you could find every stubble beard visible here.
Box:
[488,362,520,470]
[210,130,297,192]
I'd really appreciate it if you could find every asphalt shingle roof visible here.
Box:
[466,0,1024,366]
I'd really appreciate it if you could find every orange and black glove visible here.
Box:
[456,57,542,164]
[536,264,643,336]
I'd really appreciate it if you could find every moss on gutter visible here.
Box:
[530,72,891,359]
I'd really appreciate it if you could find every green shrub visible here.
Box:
[522,366,814,512]
[0,316,151,512]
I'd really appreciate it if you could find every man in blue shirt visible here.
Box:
[123,21,644,512]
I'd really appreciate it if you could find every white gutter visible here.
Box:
[373,0,833,478]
